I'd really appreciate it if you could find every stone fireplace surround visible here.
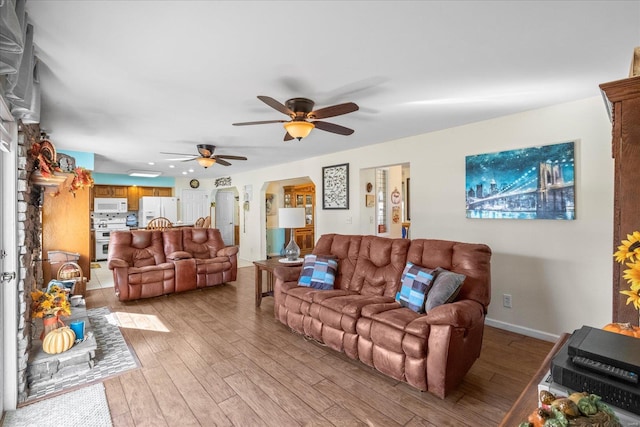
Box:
[15,122,48,403]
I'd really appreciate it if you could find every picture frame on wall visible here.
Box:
[465,141,575,220]
[365,194,375,207]
[322,163,349,209]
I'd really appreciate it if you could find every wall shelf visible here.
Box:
[31,171,74,193]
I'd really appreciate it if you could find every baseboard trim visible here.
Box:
[485,317,560,342]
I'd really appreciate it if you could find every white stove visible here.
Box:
[93,215,128,261]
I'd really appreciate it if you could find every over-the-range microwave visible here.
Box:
[94,198,128,213]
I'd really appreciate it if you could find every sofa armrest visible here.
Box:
[406,300,484,335]
[217,246,239,257]
[107,257,129,269]
[166,251,193,261]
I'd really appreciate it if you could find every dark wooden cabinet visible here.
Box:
[600,75,640,325]
[284,184,315,256]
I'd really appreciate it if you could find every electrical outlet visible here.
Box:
[503,294,512,308]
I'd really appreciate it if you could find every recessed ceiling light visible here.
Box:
[148,161,155,165]
[188,168,194,173]
[182,171,187,175]
[127,170,161,178]
[169,164,175,168]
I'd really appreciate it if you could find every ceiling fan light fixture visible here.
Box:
[196,157,216,168]
[283,121,314,140]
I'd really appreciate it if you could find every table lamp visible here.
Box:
[278,207,306,262]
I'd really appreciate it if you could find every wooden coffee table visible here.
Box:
[253,257,303,307]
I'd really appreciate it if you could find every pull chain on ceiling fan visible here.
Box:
[233,96,359,141]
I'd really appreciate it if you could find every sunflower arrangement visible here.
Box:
[30,285,71,318]
[614,231,640,310]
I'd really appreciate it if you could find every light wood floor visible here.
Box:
[86,266,554,426]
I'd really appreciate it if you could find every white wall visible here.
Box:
[229,96,614,339]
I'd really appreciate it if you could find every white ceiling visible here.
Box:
[25,1,640,179]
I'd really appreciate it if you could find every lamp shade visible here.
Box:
[283,121,314,140]
[196,157,216,168]
[279,207,305,229]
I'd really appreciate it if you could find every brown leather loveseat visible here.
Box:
[272,234,491,398]
[108,228,238,301]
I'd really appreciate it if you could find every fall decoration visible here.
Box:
[30,285,71,319]
[613,231,640,310]
[30,138,94,197]
[602,322,640,338]
[42,326,76,354]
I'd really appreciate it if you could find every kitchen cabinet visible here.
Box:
[127,186,139,211]
[93,185,127,198]
[138,186,173,197]
[91,185,172,212]
[600,75,640,325]
[284,184,315,256]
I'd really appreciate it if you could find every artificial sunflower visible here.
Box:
[613,231,640,263]
[614,230,640,312]
[30,285,71,318]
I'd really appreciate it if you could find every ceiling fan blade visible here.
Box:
[258,95,294,116]
[163,157,197,161]
[215,155,247,160]
[215,158,232,166]
[284,132,294,141]
[308,102,359,120]
[313,121,355,136]
[180,158,196,162]
[232,119,287,126]
[161,151,196,157]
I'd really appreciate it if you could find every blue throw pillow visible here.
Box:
[298,254,338,290]
[395,262,437,313]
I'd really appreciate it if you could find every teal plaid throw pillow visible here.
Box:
[395,262,437,313]
[298,254,338,290]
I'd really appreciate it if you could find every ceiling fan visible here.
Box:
[161,144,247,168]
[233,96,359,141]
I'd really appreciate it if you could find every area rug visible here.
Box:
[4,383,112,427]
[26,307,140,402]
[90,262,101,268]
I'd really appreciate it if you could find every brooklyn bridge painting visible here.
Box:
[465,141,575,220]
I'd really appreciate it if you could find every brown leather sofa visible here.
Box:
[107,228,238,301]
[272,234,491,398]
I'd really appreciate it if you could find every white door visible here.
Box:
[1,102,18,412]
[181,190,208,224]
[215,190,235,245]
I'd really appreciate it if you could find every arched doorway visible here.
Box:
[264,177,315,258]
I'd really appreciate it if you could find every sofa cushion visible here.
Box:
[395,262,436,313]
[298,254,338,290]
[424,267,466,312]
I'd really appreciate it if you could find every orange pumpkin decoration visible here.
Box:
[602,322,640,338]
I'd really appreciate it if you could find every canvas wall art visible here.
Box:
[465,141,575,220]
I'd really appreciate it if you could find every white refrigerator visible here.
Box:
[138,197,178,227]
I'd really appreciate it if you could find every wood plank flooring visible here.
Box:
[86,266,554,426]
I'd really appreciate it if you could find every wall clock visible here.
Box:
[189,179,200,189]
